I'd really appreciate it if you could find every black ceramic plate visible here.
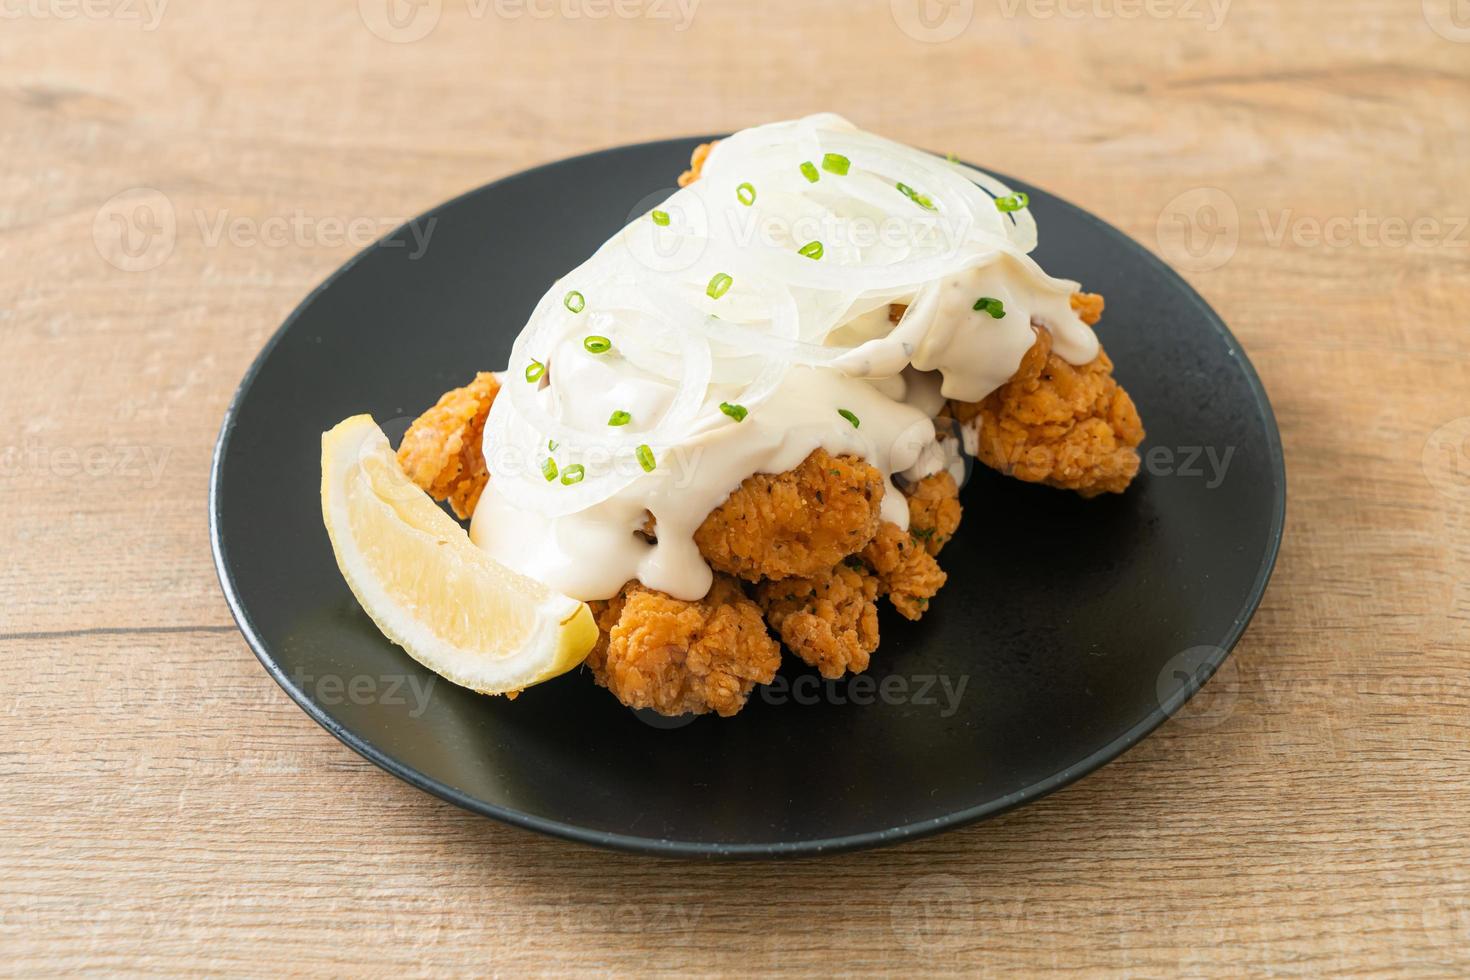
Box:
[211,137,1285,858]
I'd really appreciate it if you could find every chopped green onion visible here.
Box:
[995,192,1029,213]
[651,209,670,226]
[547,439,557,451]
[560,464,585,486]
[736,182,756,206]
[797,240,824,260]
[541,457,558,482]
[564,290,585,313]
[821,153,850,175]
[838,408,860,429]
[524,359,545,383]
[583,335,612,354]
[706,272,733,300]
[896,182,936,211]
[799,161,819,183]
[635,444,656,472]
[719,401,748,422]
[973,296,1006,319]
[608,410,631,426]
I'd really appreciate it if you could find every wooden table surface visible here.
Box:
[4,0,1468,974]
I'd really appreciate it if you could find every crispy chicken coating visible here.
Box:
[1071,291,1105,327]
[396,372,500,519]
[860,522,948,621]
[756,472,960,675]
[948,318,1144,498]
[903,470,962,557]
[678,142,714,187]
[756,562,881,679]
[693,449,885,583]
[892,291,1140,497]
[585,576,780,717]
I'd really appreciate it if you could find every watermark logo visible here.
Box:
[1157,189,1468,274]
[289,667,437,718]
[359,0,699,41]
[359,0,442,43]
[1156,645,1238,729]
[623,186,976,280]
[94,187,176,273]
[0,441,171,487]
[193,209,436,258]
[631,671,972,729]
[763,672,970,716]
[891,874,974,955]
[1422,417,1470,500]
[491,0,700,29]
[622,187,711,275]
[1260,209,1468,251]
[93,188,438,272]
[890,0,975,43]
[996,0,1232,30]
[1156,186,1239,273]
[0,0,169,29]
[1424,0,1470,42]
[1143,445,1236,488]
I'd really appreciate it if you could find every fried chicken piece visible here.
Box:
[756,562,881,679]
[754,473,958,674]
[678,141,714,187]
[693,449,885,583]
[860,522,947,621]
[948,297,1143,497]
[1071,291,1105,327]
[585,576,780,717]
[396,372,500,519]
[903,470,962,557]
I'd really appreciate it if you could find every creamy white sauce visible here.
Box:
[473,366,937,600]
[833,255,1098,401]
[470,115,1099,601]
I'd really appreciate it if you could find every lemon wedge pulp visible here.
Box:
[320,414,596,695]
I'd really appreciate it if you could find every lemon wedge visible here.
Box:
[320,414,596,695]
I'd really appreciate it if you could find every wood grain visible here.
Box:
[2,1,1468,974]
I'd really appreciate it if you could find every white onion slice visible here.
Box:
[483,113,1072,522]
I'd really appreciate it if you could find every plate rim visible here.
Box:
[209,136,1287,859]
